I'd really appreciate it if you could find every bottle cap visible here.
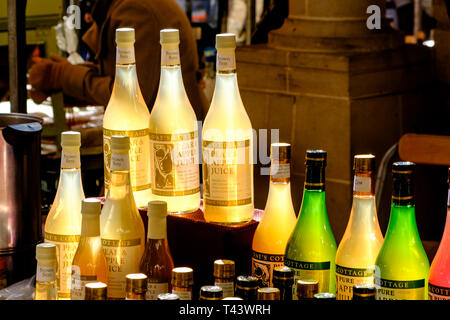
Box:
[157,293,180,300]
[216,33,236,49]
[213,259,235,278]
[236,275,259,288]
[353,154,375,173]
[116,27,135,43]
[314,292,336,300]
[81,198,101,215]
[160,29,179,44]
[257,287,280,300]
[305,150,327,166]
[126,273,148,295]
[36,243,56,261]
[271,143,291,162]
[392,161,415,201]
[296,279,319,299]
[200,285,223,300]
[85,282,107,300]
[172,267,194,287]
[61,131,81,148]
[352,283,376,299]
[222,297,244,300]
[273,266,294,280]
[392,161,415,173]
[147,201,168,217]
[110,135,130,152]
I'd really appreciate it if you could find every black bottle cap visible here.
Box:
[273,266,294,280]
[236,275,259,288]
[200,285,223,300]
[392,161,415,204]
[314,293,336,300]
[352,284,376,299]
[305,150,327,167]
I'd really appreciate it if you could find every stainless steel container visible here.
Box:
[0,113,43,286]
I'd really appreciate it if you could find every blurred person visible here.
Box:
[251,0,288,44]
[392,0,436,36]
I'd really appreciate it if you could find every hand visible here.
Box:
[28,54,70,92]
[28,89,49,105]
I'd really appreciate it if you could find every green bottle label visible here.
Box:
[428,283,450,300]
[335,264,375,300]
[285,258,330,299]
[375,277,425,300]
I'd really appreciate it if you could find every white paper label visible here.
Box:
[110,153,130,171]
[172,289,192,300]
[162,49,180,65]
[271,163,290,180]
[70,265,98,300]
[61,151,81,169]
[217,54,235,70]
[117,47,135,64]
[37,265,56,282]
[146,282,169,300]
[215,281,234,298]
[353,176,372,193]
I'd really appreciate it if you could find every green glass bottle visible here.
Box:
[284,150,337,299]
[375,162,430,300]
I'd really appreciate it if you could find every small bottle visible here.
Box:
[157,293,180,300]
[296,279,319,300]
[235,275,259,300]
[34,243,57,300]
[85,282,107,300]
[314,293,336,300]
[272,266,294,300]
[126,273,147,300]
[352,283,376,300]
[257,287,280,300]
[200,285,224,300]
[213,259,235,298]
[171,267,194,300]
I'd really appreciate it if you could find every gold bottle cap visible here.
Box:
[126,273,148,294]
[257,287,280,300]
[110,135,130,152]
[353,154,375,173]
[222,297,244,300]
[213,259,235,278]
[172,267,194,287]
[81,198,101,215]
[85,282,107,300]
[160,29,180,44]
[61,131,81,148]
[116,27,135,44]
[148,200,168,217]
[296,279,319,299]
[216,33,236,49]
[35,243,56,261]
[271,143,291,162]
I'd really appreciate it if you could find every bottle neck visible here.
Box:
[61,146,81,170]
[392,172,414,206]
[112,43,140,101]
[270,159,290,184]
[161,43,180,67]
[353,171,375,198]
[147,216,167,240]
[80,215,100,237]
[216,48,236,75]
[304,165,325,191]
[108,150,132,199]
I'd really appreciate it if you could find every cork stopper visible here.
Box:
[61,131,81,148]
[200,285,223,300]
[216,33,236,49]
[213,259,235,278]
[85,282,107,300]
[296,279,319,299]
[160,29,179,44]
[172,267,194,287]
[148,201,168,217]
[126,273,148,295]
[110,135,130,152]
[354,154,375,173]
[271,143,291,162]
[257,287,280,300]
[116,27,135,44]
[36,243,56,261]
[81,198,101,216]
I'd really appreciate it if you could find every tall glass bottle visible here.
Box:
[149,29,200,214]
[100,135,146,299]
[202,33,254,224]
[252,143,297,287]
[140,200,175,300]
[375,162,430,300]
[35,243,57,300]
[71,199,108,300]
[103,27,151,208]
[335,154,384,300]
[44,131,84,299]
[428,167,450,300]
[284,150,337,299]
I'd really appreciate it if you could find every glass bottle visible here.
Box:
[34,243,57,300]
[140,201,174,300]
[202,33,254,225]
[428,167,450,300]
[235,275,259,300]
[84,282,107,300]
[257,287,280,300]
[149,29,200,214]
[157,293,180,300]
[100,135,146,299]
[171,267,194,300]
[284,150,337,298]
[103,27,151,208]
[272,266,294,300]
[199,285,223,300]
[125,273,147,300]
[375,162,430,300]
[44,131,84,299]
[335,154,384,300]
[71,198,108,300]
[296,279,319,300]
[252,143,297,287]
[352,283,376,300]
[213,259,235,298]
[314,293,336,300]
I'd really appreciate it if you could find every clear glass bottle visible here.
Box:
[44,131,84,299]
[252,143,297,287]
[149,29,200,214]
[71,199,108,300]
[284,150,337,298]
[34,243,57,300]
[375,162,430,300]
[335,154,384,300]
[100,135,146,299]
[103,27,151,208]
[202,33,254,225]
[140,201,174,300]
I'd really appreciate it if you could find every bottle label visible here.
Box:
[146,282,169,300]
[353,176,371,193]
[36,265,56,282]
[214,281,235,298]
[102,238,143,299]
[252,251,285,287]
[375,278,425,300]
[428,283,450,300]
[162,48,180,66]
[270,163,290,180]
[335,264,375,300]
[202,140,252,207]
[110,153,130,171]
[217,53,236,70]
[61,151,81,169]
[284,258,330,300]
[103,128,151,192]
[149,132,200,197]
[116,46,135,65]
[70,265,98,300]
[44,233,80,299]
[172,289,192,300]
